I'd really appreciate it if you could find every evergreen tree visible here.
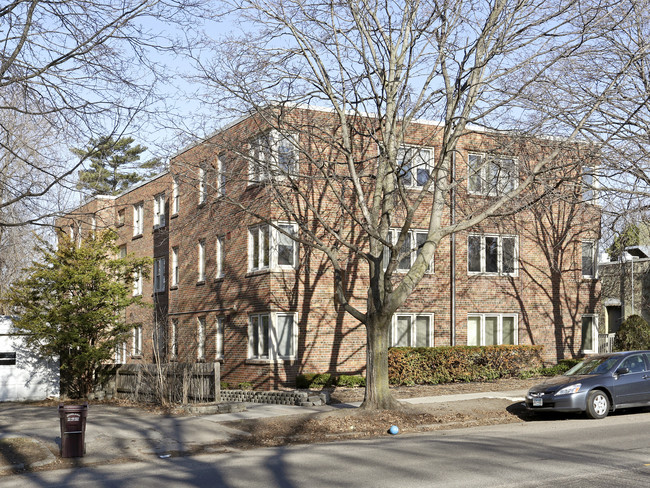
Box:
[3,230,151,397]
[607,224,641,261]
[73,135,162,196]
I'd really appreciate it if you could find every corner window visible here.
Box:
[397,146,434,188]
[248,312,297,360]
[467,314,518,346]
[216,317,224,359]
[385,229,434,273]
[248,223,298,271]
[581,315,598,353]
[172,178,180,215]
[582,240,597,278]
[171,247,179,287]
[467,234,517,275]
[153,193,165,228]
[392,314,434,347]
[249,130,298,183]
[217,156,226,196]
[468,154,517,196]
[153,257,166,293]
[133,326,142,356]
[583,166,598,203]
[133,202,144,236]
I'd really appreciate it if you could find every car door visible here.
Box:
[613,354,650,405]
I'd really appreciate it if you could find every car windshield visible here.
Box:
[565,357,619,376]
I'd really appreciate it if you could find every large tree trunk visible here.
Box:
[361,316,401,410]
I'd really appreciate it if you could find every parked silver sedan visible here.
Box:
[525,351,650,419]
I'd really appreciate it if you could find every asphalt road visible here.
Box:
[3,409,650,488]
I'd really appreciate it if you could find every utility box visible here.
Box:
[58,403,88,458]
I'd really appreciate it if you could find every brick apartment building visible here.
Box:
[61,107,602,389]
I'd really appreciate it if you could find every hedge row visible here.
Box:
[296,373,366,389]
[388,345,544,385]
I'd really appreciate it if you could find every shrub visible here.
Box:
[519,358,581,378]
[296,373,334,388]
[238,382,253,390]
[220,381,230,390]
[614,314,650,351]
[296,373,316,389]
[388,345,543,386]
[336,375,366,388]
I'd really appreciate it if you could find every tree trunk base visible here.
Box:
[360,394,403,410]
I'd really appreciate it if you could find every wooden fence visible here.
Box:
[115,362,221,404]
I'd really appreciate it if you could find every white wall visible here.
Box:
[0,316,59,401]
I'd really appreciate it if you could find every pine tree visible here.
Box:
[3,230,151,397]
[73,136,163,196]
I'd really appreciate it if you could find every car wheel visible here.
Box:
[586,390,610,419]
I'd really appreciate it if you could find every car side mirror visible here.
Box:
[615,367,630,375]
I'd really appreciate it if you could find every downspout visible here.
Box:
[450,151,456,346]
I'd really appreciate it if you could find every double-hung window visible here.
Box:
[197,316,206,360]
[133,270,143,296]
[582,240,597,278]
[117,209,125,226]
[467,234,517,275]
[153,257,166,293]
[133,325,143,356]
[249,130,298,183]
[216,317,224,359]
[153,193,165,228]
[198,166,207,204]
[467,314,517,346]
[133,202,144,236]
[170,319,178,360]
[397,145,434,188]
[582,166,599,203]
[216,236,225,278]
[392,313,434,347]
[172,178,179,215]
[248,222,298,271]
[198,239,206,282]
[468,154,517,195]
[115,342,127,364]
[581,315,598,353]
[217,157,226,196]
[171,247,179,287]
[385,229,434,273]
[248,312,297,360]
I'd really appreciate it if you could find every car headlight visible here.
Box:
[555,383,581,396]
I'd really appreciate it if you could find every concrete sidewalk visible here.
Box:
[0,389,528,473]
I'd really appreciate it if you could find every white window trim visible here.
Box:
[115,342,127,364]
[153,257,166,293]
[217,157,226,197]
[582,165,600,204]
[247,312,298,361]
[172,178,179,215]
[197,317,206,360]
[467,313,519,346]
[170,319,178,360]
[153,193,166,229]
[216,236,225,278]
[391,313,434,347]
[468,153,518,196]
[216,317,224,360]
[133,270,143,296]
[397,145,434,189]
[385,228,434,273]
[133,203,144,236]
[248,222,298,272]
[581,239,598,279]
[581,314,599,354]
[248,130,298,184]
[133,326,142,357]
[198,239,206,282]
[198,166,206,204]
[171,247,179,287]
[467,234,518,276]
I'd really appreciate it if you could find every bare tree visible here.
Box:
[179,0,641,409]
[0,0,203,227]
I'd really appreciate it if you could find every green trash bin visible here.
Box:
[58,402,88,458]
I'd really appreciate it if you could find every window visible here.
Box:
[170,319,178,360]
[385,229,434,272]
[198,166,206,204]
[0,352,16,366]
[583,166,598,203]
[198,239,206,282]
[154,257,166,293]
[581,315,598,353]
[216,236,225,278]
[115,342,127,364]
[117,209,125,226]
[216,317,224,359]
[217,157,226,196]
[582,240,597,278]
[197,317,206,360]
[467,234,517,275]
[248,312,297,360]
[133,270,143,296]
[248,223,298,271]
[249,131,298,183]
[133,203,144,236]
[119,245,127,259]
[467,314,518,346]
[468,154,517,196]
[392,314,434,347]
[172,178,179,214]
[133,326,142,356]
[171,247,179,287]
[397,146,434,188]
[153,193,165,228]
